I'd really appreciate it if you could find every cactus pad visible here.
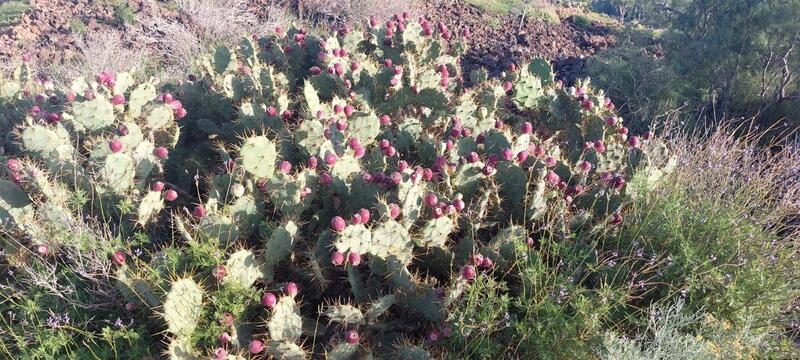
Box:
[163,278,204,337]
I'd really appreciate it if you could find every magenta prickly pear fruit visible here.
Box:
[321,172,333,185]
[6,158,22,172]
[112,251,126,265]
[526,237,535,247]
[593,140,606,154]
[249,339,265,354]
[333,104,343,114]
[422,168,433,181]
[213,348,227,360]
[432,207,444,218]
[331,251,345,266]
[611,212,623,226]
[111,95,126,105]
[151,181,165,192]
[343,105,354,117]
[213,265,227,282]
[324,151,338,166]
[369,15,378,27]
[440,77,449,88]
[46,112,61,123]
[192,205,207,218]
[453,199,465,212]
[467,152,479,163]
[36,244,49,256]
[348,252,362,266]
[517,151,529,163]
[262,292,277,308]
[345,330,360,345]
[579,161,592,173]
[164,189,178,201]
[175,107,187,118]
[428,330,441,342]
[545,156,557,168]
[509,63,517,72]
[354,146,366,159]
[581,100,594,110]
[153,147,169,160]
[503,81,513,92]
[307,156,318,169]
[125,302,136,311]
[480,257,494,269]
[350,61,359,71]
[382,146,396,157]
[613,176,626,190]
[22,53,31,63]
[461,265,476,280]
[501,148,514,161]
[628,136,641,148]
[285,282,298,296]
[389,204,401,219]
[394,66,403,76]
[219,332,231,344]
[267,106,278,117]
[351,213,363,225]
[359,208,371,223]
[643,130,654,140]
[618,127,629,135]
[109,140,123,153]
[379,114,391,126]
[521,121,533,134]
[424,192,438,207]
[65,92,77,102]
[470,253,484,266]
[605,117,617,126]
[545,170,560,185]
[279,160,292,174]
[331,216,346,231]
[310,66,322,75]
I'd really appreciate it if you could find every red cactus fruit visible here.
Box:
[153,147,169,160]
[348,252,362,266]
[164,189,178,201]
[192,205,207,218]
[112,251,126,265]
[249,340,264,354]
[151,181,165,192]
[461,265,476,280]
[345,330,360,344]
[331,251,345,266]
[109,140,123,153]
[285,282,298,296]
[262,292,277,308]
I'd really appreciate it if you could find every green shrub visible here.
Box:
[0,1,30,29]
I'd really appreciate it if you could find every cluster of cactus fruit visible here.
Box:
[0,12,674,359]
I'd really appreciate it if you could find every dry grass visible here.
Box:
[134,0,295,78]
[36,29,149,87]
[300,0,421,26]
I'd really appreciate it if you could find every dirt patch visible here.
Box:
[422,0,614,84]
[1,0,614,84]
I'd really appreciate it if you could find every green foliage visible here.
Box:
[0,1,30,29]
[0,11,793,360]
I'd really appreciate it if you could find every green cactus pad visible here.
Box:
[263,221,298,282]
[127,82,156,119]
[370,220,414,264]
[268,296,303,341]
[136,190,164,226]
[395,345,431,359]
[325,304,365,325]
[98,152,136,194]
[20,124,74,161]
[347,111,381,146]
[267,341,306,360]
[163,278,204,337]
[327,343,359,360]
[365,294,396,322]
[198,215,240,246]
[0,179,34,231]
[240,135,277,178]
[71,97,115,132]
[224,249,264,287]
[397,177,424,229]
[295,119,327,157]
[334,224,372,256]
[165,336,199,360]
[115,265,160,308]
[512,75,544,109]
[145,105,174,130]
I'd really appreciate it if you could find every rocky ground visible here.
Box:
[0,0,615,83]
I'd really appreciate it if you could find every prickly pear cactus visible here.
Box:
[163,278,204,337]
